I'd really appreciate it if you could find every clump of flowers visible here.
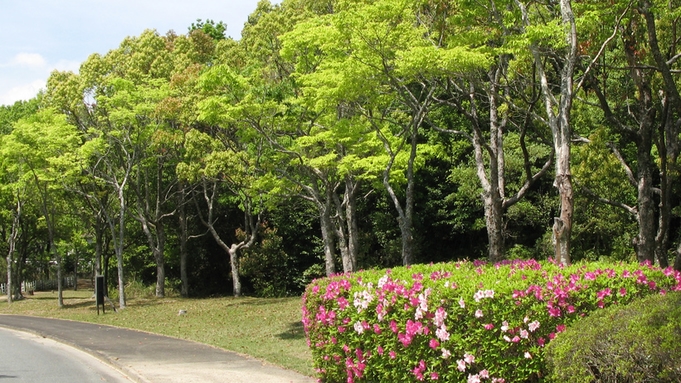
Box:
[303,260,681,382]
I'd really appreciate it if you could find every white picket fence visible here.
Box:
[1,276,75,295]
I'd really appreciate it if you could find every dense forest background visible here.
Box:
[1,0,680,306]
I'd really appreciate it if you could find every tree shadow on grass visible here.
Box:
[277,321,305,340]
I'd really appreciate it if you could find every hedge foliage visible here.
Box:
[302,260,681,382]
[545,291,681,383]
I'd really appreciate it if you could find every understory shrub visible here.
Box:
[302,260,681,383]
[545,291,681,383]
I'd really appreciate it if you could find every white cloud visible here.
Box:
[0,79,45,106]
[10,53,47,68]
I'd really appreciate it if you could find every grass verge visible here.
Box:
[0,290,313,376]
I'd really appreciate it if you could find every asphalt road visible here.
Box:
[0,326,131,382]
[0,315,315,383]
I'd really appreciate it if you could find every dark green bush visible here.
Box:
[545,292,681,383]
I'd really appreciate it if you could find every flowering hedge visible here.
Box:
[302,259,681,383]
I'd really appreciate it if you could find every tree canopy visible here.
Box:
[2,0,681,301]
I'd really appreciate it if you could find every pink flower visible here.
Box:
[537,337,546,346]
[528,320,540,332]
[475,309,484,318]
[524,351,532,359]
[390,320,399,333]
[441,348,451,359]
[457,359,467,372]
[556,324,566,333]
[434,307,447,327]
[377,346,384,355]
[373,324,381,334]
[548,307,561,317]
[619,288,627,296]
[338,326,346,333]
[484,323,494,330]
[430,372,439,380]
[468,374,481,383]
[464,353,475,364]
[480,369,490,379]
[436,327,450,341]
[459,298,466,308]
[389,350,396,359]
[511,336,521,343]
[520,329,529,339]
[429,339,440,349]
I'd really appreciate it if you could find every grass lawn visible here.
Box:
[0,290,314,376]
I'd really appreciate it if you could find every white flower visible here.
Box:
[528,320,540,332]
[353,321,364,334]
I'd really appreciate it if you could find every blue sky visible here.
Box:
[0,0,275,106]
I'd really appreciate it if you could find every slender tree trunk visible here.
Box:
[115,191,127,309]
[319,198,337,276]
[154,226,166,297]
[6,199,21,304]
[345,176,360,271]
[178,188,189,297]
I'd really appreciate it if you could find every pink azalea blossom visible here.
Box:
[479,370,490,379]
[441,348,451,359]
[464,353,475,364]
[430,372,439,380]
[389,350,396,359]
[528,320,540,332]
[524,352,532,359]
[468,374,481,383]
[459,298,466,308]
[456,359,466,372]
[475,309,484,318]
[484,323,494,330]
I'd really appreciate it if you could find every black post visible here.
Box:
[96,275,105,315]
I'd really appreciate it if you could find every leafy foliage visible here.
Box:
[546,291,681,383]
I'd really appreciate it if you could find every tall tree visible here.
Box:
[1,109,80,306]
[515,0,579,265]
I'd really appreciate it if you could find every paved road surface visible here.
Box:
[0,326,130,382]
[0,315,316,383]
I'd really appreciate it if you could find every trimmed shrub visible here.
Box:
[545,291,681,383]
[302,260,681,383]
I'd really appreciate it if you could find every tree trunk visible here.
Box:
[553,172,574,266]
[178,189,189,297]
[6,199,20,304]
[154,226,166,297]
[319,198,337,276]
[115,191,127,309]
[518,0,577,265]
[228,244,242,297]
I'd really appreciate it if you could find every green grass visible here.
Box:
[0,290,313,376]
